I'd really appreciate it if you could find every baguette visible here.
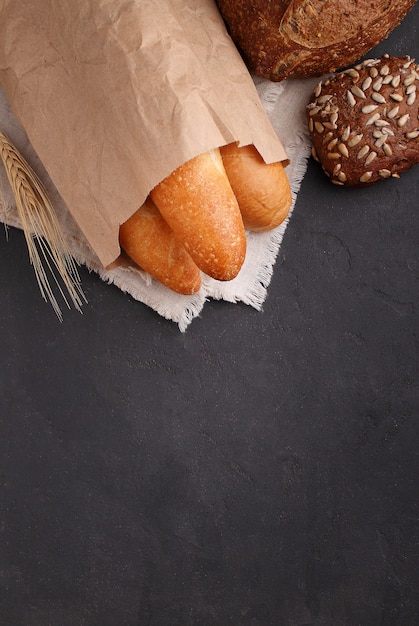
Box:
[119,197,201,294]
[220,143,292,232]
[150,149,246,282]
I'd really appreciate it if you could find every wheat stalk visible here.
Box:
[0,131,86,320]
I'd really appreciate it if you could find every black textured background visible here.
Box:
[0,6,418,625]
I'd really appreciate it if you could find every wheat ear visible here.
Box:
[0,131,86,320]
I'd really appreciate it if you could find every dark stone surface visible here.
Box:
[0,7,418,626]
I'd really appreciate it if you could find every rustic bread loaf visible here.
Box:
[216,0,417,82]
[306,55,419,187]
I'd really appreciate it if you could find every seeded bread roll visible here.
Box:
[119,197,201,294]
[220,143,292,232]
[150,148,246,282]
[306,55,419,187]
[216,0,416,82]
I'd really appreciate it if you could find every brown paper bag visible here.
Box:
[0,0,287,268]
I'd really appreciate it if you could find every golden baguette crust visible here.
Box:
[119,198,201,294]
[150,149,246,282]
[216,0,417,82]
[220,143,292,232]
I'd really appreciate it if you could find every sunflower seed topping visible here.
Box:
[308,105,321,116]
[346,90,356,107]
[314,82,322,98]
[347,133,363,147]
[370,67,379,78]
[317,95,333,104]
[382,74,394,85]
[383,143,393,156]
[323,122,338,130]
[338,143,349,157]
[374,135,387,148]
[389,92,403,102]
[380,64,390,76]
[351,85,366,99]
[372,77,384,91]
[407,92,416,106]
[338,171,347,182]
[397,114,410,127]
[371,92,386,104]
[362,104,379,114]
[378,169,392,178]
[360,171,373,183]
[341,126,351,141]
[328,152,341,160]
[357,145,370,159]
[315,121,325,133]
[365,151,377,165]
[391,75,401,88]
[345,68,360,79]
[387,106,399,119]
[406,129,419,139]
[404,74,416,87]
[362,77,372,91]
[366,113,381,126]
[327,138,338,150]
[330,112,339,125]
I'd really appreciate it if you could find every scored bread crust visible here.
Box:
[216,0,417,82]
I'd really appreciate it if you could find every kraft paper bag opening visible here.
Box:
[0,0,288,269]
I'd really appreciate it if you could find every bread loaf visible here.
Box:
[307,55,419,187]
[119,198,201,294]
[216,0,417,82]
[220,143,292,231]
[150,149,246,282]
